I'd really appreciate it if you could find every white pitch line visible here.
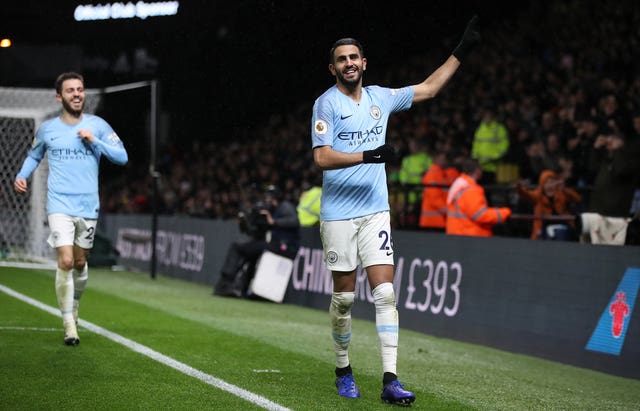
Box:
[0,326,59,332]
[0,284,292,411]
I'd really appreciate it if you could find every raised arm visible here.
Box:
[412,56,462,103]
[412,15,480,103]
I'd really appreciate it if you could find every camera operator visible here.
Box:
[214,185,300,297]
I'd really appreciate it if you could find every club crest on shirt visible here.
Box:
[370,106,381,120]
[314,119,328,135]
[326,250,338,264]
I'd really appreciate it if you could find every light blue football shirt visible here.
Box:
[311,85,414,221]
[16,114,128,218]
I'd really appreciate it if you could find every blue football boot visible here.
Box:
[335,373,360,398]
[381,380,415,405]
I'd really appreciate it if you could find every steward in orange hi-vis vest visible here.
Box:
[445,159,511,237]
[419,153,459,229]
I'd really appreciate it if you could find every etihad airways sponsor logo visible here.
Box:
[50,147,94,158]
[337,125,383,141]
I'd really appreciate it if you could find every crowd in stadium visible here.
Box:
[101,1,640,239]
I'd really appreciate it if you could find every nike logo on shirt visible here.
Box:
[340,114,352,120]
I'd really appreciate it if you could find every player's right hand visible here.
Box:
[452,15,481,62]
[78,129,96,144]
[14,178,28,193]
[363,144,397,164]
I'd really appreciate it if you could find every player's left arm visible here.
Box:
[412,56,461,103]
[79,127,128,165]
[412,15,480,103]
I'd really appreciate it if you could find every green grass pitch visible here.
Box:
[1,266,639,410]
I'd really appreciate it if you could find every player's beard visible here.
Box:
[336,66,362,90]
[61,96,84,118]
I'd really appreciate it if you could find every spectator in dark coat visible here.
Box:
[588,125,640,217]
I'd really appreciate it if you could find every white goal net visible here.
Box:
[0,87,101,268]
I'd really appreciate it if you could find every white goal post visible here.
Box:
[0,81,156,269]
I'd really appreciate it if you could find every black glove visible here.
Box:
[363,144,397,164]
[452,15,480,62]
